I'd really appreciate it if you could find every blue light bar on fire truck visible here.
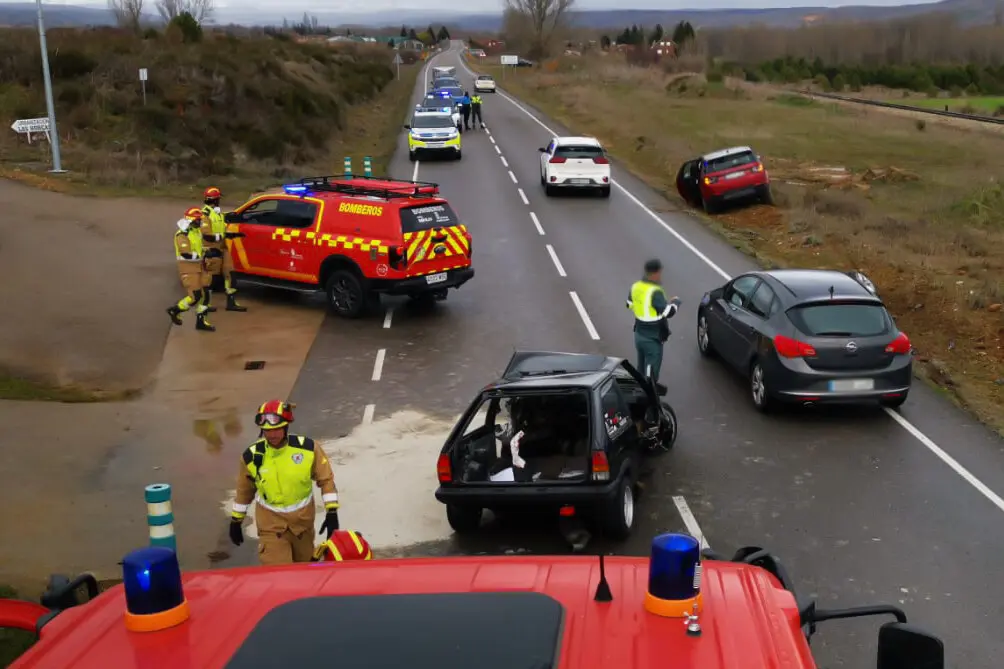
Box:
[283,184,309,195]
[643,532,703,618]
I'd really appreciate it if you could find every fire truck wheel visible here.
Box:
[325,269,366,318]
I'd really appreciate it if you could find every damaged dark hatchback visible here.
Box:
[434,351,678,541]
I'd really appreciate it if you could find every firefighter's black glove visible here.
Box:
[319,509,340,538]
[224,232,246,239]
[229,519,244,546]
[205,248,223,258]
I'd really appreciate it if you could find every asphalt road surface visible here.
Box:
[288,43,1004,667]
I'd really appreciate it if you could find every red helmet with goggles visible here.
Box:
[255,399,295,429]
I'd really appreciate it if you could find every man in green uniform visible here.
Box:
[626,258,681,383]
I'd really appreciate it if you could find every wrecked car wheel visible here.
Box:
[600,475,635,540]
[446,504,482,534]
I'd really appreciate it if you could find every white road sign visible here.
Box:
[11,117,50,134]
[139,68,148,81]
[500,54,518,65]
[393,53,402,65]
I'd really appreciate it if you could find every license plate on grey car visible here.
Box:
[828,379,874,391]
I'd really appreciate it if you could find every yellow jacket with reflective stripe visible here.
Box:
[471,95,483,105]
[628,280,664,321]
[175,228,203,276]
[200,204,226,248]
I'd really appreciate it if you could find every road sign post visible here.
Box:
[393,52,402,80]
[500,54,518,80]
[34,0,64,173]
[10,117,51,144]
[139,68,148,106]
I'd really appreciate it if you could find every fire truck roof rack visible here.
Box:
[295,174,441,199]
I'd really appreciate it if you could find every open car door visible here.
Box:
[675,158,701,207]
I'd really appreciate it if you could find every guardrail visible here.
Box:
[801,89,1004,125]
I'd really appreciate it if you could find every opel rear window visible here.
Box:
[555,145,604,159]
[787,302,890,337]
[705,150,757,173]
[399,203,460,233]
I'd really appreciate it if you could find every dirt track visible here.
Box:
[0,180,188,392]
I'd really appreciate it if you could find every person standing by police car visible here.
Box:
[228,400,341,565]
[459,90,472,130]
[626,258,681,384]
[470,93,484,130]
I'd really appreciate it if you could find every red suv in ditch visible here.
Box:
[676,145,774,214]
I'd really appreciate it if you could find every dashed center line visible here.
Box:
[494,145,501,154]
[362,404,376,425]
[489,135,496,144]
[545,244,566,277]
[569,291,600,340]
[518,188,529,205]
[383,308,394,329]
[530,212,545,235]
[508,170,517,184]
[500,156,508,168]
[371,348,386,381]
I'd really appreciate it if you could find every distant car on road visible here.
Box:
[431,76,461,90]
[697,269,912,412]
[473,74,496,93]
[538,136,611,198]
[434,350,677,542]
[676,145,774,214]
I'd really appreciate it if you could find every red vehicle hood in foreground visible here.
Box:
[12,555,815,669]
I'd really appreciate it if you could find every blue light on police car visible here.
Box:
[643,532,704,618]
[121,546,190,632]
[283,184,309,195]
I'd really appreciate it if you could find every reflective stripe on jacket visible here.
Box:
[628,280,666,322]
[175,228,203,261]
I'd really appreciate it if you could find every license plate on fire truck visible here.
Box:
[425,272,447,285]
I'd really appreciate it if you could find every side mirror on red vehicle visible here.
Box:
[877,622,944,669]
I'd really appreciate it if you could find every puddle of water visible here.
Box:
[221,410,456,551]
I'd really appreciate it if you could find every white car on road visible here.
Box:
[538,136,611,198]
[473,74,496,93]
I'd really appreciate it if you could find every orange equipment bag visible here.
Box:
[312,530,374,562]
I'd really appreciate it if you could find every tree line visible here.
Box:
[108,0,214,32]
[604,21,694,47]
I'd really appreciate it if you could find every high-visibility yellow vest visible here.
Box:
[201,204,227,236]
[471,95,483,104]
[242,435,316,513]
[174,227,203,259]
[629,280,665,322]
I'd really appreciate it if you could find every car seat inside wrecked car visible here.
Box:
[459,393,591,483]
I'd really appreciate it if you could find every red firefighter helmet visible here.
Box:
[184,207,203,222]
[255,399,295,429]
[313,530,374,562]
[204,186,222,200]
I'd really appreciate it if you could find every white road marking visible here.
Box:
[383,308,394,329]
[490,135,496,144]
[508,170,517,184]
[372,348,386,381]
[494,145,501,155]
[530,212,545,235]
[672,496,711,550]
[460,55,1004,520]
[500,155,509,168]
[362,403,375,425]
[569,291,600,340]
[518,188,529,205]
[546,244,566,277]
[411,160,420,181]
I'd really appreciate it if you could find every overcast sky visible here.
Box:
[3,0,945,10]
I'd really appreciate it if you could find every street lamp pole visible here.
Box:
[35,0,65,173]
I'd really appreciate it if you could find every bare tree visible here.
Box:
[502,0,575,59]
[156,0,214,23]
[108,0,144,31]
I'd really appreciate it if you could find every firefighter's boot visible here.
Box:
[196,312,216,332]
[226,293,247,312]
[167,306,183,326]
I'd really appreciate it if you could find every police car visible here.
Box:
[405,108,462,161]
[419,97,462,131]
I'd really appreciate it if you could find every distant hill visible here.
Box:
[0,0,999,31]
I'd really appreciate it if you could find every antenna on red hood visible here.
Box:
[594,554,613,602]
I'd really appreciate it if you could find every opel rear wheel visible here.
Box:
[600,474,635,540]
[750,359,772,413]
[446,504,482,534]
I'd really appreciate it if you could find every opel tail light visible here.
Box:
[773,334,817,358]
[593,156,609,164]
[591,451,610,481]
[436,453,452,483]
[885,332,912,354]
[549,156,566,164]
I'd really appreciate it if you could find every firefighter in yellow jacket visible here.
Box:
[166,207,215,332]
[228,400,341,565]
[200,186,247,312]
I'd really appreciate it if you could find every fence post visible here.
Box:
[363,156,372,176]
[343,156,352,175]
[145,483,177,552]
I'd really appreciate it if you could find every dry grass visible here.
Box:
[474,54,1004,431]
[0,29,421,198]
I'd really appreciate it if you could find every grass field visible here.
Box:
[891,96,1004,114]
[472,54,1004,431]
